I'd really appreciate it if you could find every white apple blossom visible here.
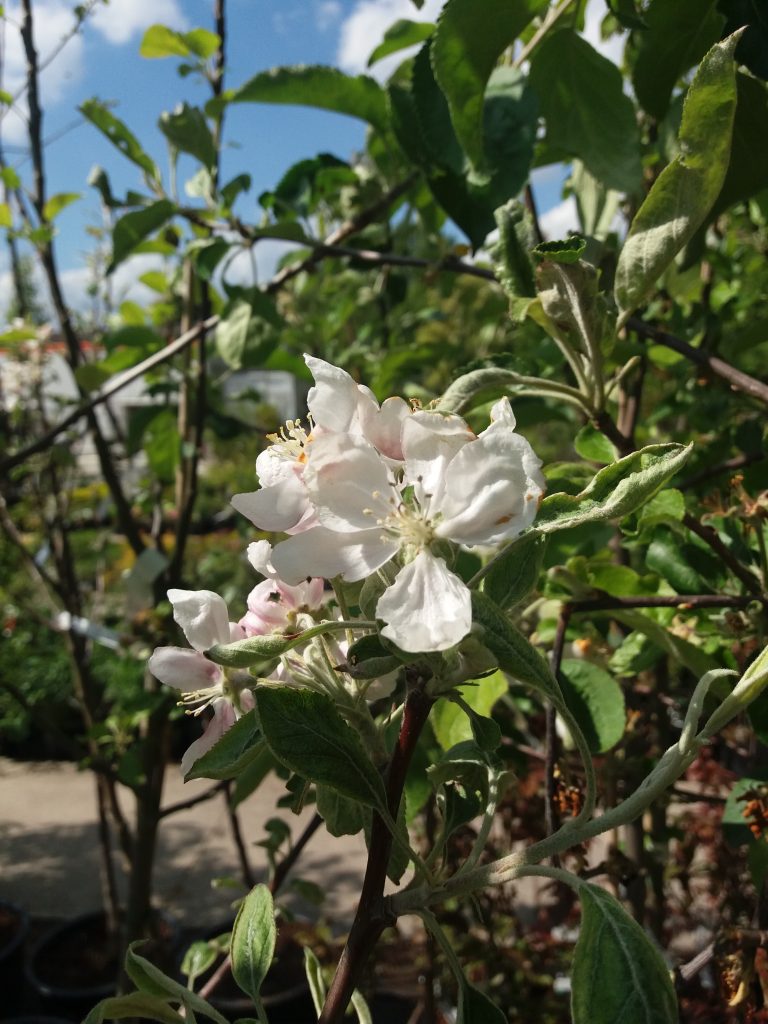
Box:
[230,354,410,532]
[149,589,254,777]
[265,397,545,653]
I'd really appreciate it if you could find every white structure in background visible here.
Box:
[0,335,305,478]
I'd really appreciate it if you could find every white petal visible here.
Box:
[231,472,309,532]
[401,411,475,506]
[304,433,395,531]
[359,395,410,460]
[244,579,291,632]
[305,354,362,432]
[168,589,231,650]
[434,429,545,547]
[149,647,221,691]
[247,540,276,579]
[377,551,472,653]
[271,526,398,584]
[486,396,516,431]
[255,447,295,488]
[181,699,235,778]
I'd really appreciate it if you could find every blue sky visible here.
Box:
[0,0,602,314]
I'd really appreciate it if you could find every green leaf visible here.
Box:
[615,33,740,318]
[535,443,693,533]
[83,993,184,1024]
[231,884,276,1004]
[184,28,221,60]
[80,99,160,181]
[215,295,282,370]
[42,192,80,221]
[571,885,677,1024]
[255,686,387,812]
[532,235,587,264]
[608,608,717,678]
[181,941,218,986]
[109,200,176,272]
[574,425,617,464]
[230,65,390,133]
[432,670,508,751]
[104,324,164,352]
[0,201,12,228]
[713,72,768,215]
[230,743,277,809]
[471,592,561,703]
[483,531,548,610]
[125,943,228,1023]
[632,0,724,119]
[529,29,642,193]
[316,784,367,837]
[460,982,508,1023]
[431,0,544,171]
[719,0,768,80]
[304,947,327,1017]
[345,633,401,679]
[160,103,216,169]
[185,711,263,781]
[646,530,716,594]
[140,24,192,58]
[0,165,20,189]
[636,488,685,531]
[368,18,435,67]
[559,659,626,753]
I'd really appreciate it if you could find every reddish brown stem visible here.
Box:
[318,687,434,1024]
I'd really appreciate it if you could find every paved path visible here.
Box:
[0,757,368,930]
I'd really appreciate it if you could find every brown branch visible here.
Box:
[566,593,763,613]
[678,451,766,491]
[319,686,434,1024]
[628,316,768,407]
[224,782,255,890]
[159,781,227,819]
[682,513,763,596]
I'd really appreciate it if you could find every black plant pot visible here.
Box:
[0,901,29,1014]
[25,911,119,1022]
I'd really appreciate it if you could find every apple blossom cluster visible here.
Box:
[232,356,545,653]
[150,356,544,775]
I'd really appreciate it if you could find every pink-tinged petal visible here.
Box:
[246,579,291,630]
[271,526,398,584]
[401,411,475,507]
[231,472,309,532]
[181,699,236,779]
[168,589,231,650]
[359,396,410,461]
[434,430,545,546]
[305,355,362,432]
[377,551,472,653]
[149,646,222,691]
[303,433,395,531]
[247,540,276,579]
[229,622,247,642]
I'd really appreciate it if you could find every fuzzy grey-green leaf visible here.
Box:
[615,32,741,318]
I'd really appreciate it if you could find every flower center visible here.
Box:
[385,502,435,551]
[266,415,315,463]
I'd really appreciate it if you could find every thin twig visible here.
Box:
[628,316,768,407]
[546,604,572,840]
[159,781,227,819]
[682,514,763,596]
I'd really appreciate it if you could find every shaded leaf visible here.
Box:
[432,670,508,750]
[231,885,276,1004]
[574,425,616,464]
[483,531,548,609]
[43,192,80,221]
[529,29,642,192]
[125,943,228,1023]
[559,659,626,753]
[83,993,184,1024]
[256,687,387,811]
[571,885,677,1024]
[160,103,216,169]
[431,0,544,171]
[185,710,263,781]
[632,0,724,119]
[109,200,176,272]
[460,982,508,1023]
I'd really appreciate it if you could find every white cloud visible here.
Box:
[90,0,188,46]
[316,0,343,32]
[0,1,85,143]
[337,0,443,82]
[582,0,625,67]
[540,196,578,241]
